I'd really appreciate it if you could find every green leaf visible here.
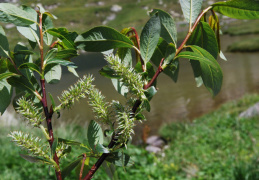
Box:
[19,63,41,75]
[99,66,120,79]
[212,0,259,19]
[145,86,157,101]
[42,14,54,46]
[0,72,17,81]
[111,78,128,97]
[96,143,110,153]
[135,62,156,87]
[0,25,10,58]
[140,14,161,64]
[177,45,223,96]
[47,28,77,49]
[61,158,82,179]
[150,9,177,44]
[55,49,78,59]
[151,38,179,82]
[179,0,203,25]
[75,26,134,52]
[20,154,53,164]
[163,43,176,65]
[44,64,61,84]
[87,120,103,150]
[117,47,132,67]
[14,43,33,79]
[67,67,79,77]
[102,161,116,180]
[0,3,36,26]
[51,138,58,158]
[106,151,134,167]
[188,21,218,59]
[143,99,151,112]
[45,59,77,68]
[7,75,36,94]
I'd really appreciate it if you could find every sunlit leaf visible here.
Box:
[87,120,103,150]
[179,0,203,25]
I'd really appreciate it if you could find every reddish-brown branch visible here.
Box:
[83,6,213,180]
[38,12,62,180]
[79,154,87,180]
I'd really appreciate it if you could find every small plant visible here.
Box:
[0,0,259,179]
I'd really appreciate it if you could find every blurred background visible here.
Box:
[1,0,259,179]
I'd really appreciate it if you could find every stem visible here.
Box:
[83,6,213,180]
[79,154,87,180]
[38,12,62,180]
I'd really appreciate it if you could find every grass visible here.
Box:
[227,37,259,52]
[1,94,259,179]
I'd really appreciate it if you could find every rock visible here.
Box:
[110,4,122,12]
[146,135,165,148]
[239,102,259,118]
[145,145,161,153]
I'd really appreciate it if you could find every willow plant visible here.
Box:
[0,0,259,179]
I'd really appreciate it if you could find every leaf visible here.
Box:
[150,9,177,44]
[87,120,103,150]
[145,86,157,101]
[68,67,79,77]
[19,63,41,75]
[135,62,156,87]
[96,143,110,153]
[45,59,77,68]
[44,64,61,84]
[75,26,134,52]
[111,78,129,97]
[20,154,53,164]
[61,158,82,179]
[0,25,10,58]
[143,99,151,112]
[42,14,54,46]
[51,138,58,158]
[106,151,134,167]
[0,3,36,26]
[7,75,36,94]
[212,0,259,19]
[99,66,120,79]
[177,45,223,96]
[13,43,33,79]
[0,72,17,81]
[75,157,90,179]
[140,14,161,64]
[47,28,78,49]
[163,43,176,65]
[220,51,227,61]
[117,47,132,67]
[151,38,179,82]
[102,161,116,180]
[56,49,78,59]
[187,21,218,86]
[179,0,203,25]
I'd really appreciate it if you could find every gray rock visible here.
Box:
[146,135,165,148]
[110,4,122,12]
[239,102,259,118]
[145,145,161,153]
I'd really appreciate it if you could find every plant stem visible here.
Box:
[83,6,213,180]
[38,12,62,180]
[79,154,87,180]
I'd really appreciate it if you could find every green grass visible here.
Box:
[1,94,259,179]
[227,37,259,52]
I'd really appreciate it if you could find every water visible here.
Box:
[5,34,259,140]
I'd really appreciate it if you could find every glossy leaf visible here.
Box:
[151,38,179,82]
[99,66,120,79]
[7,75,36,94]
[212,0,259,19]
[177,46,223,96]
[96,143,110,153]
[45,59,77,68]
[20,154,53,164]
[0,3,36,26]
[111,78,128,97]
[44,64,61,84]
[75,26,134,52]
[19,63,41,75]
[87,120,103,150]
[106,151,134,167]
[47,28,77,49]
[55,49,78,59]
[42,14,54,46]
[140,14,161,63]
[143,99,151,112]
[145,86,157,101]
[150,9,177,44]
[179,0,203,24]
[61,158,82,179]
[163,43,176,65]
[117,47,132,67]
[0,25,10,58]
[14,43,33,79]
